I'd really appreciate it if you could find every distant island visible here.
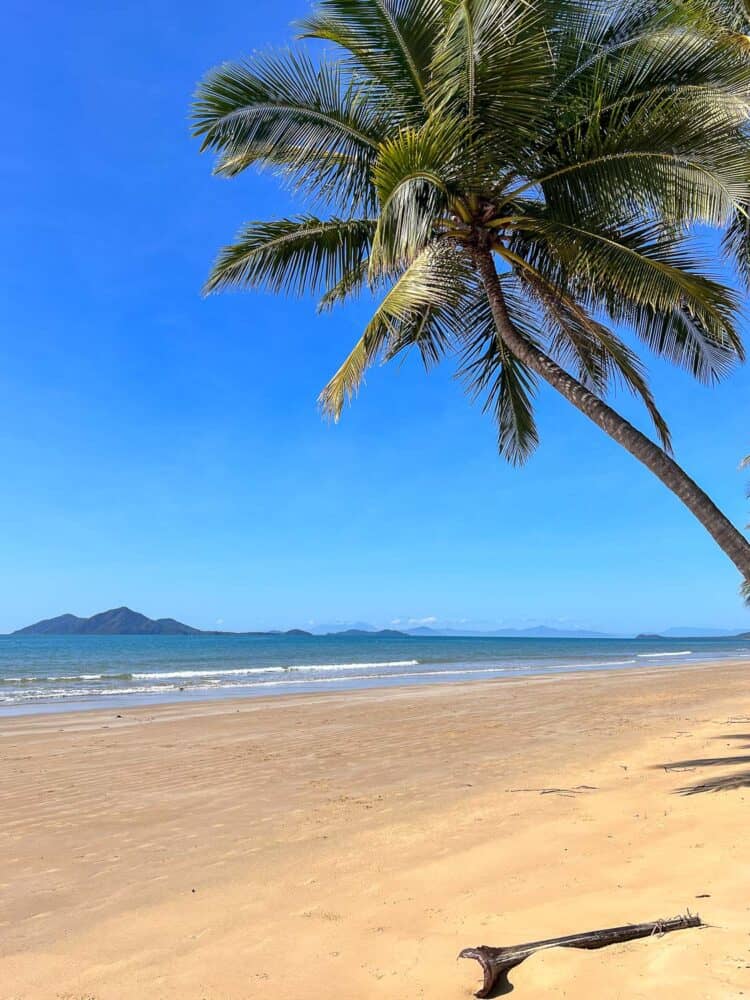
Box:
[13,607,205,636]
[10,607,407,638]
[8,610,614,638]
[9,608,750,640]
[333,628,407,638]
[406,624,612,638]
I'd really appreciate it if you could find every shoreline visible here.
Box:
[2,649,749,719]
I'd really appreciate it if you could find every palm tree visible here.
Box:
[192,0,750,589]
[742,454,750,598]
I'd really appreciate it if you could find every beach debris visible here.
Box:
[459,913,702,997]
[507,785,596,797]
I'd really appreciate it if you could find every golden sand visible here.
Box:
[2,661,750,998]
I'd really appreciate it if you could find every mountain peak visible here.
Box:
[13,607,201,636]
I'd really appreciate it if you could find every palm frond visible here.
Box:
[537,149,747,229]
[317,259,372,312]
[685,0,750,33]
[483,344,540,465]
[629,303,744,383]
[430,0,552,152]
[511,210,743,383]
[722,206,750,289]
[552,7,725,97]
[297,0,445,120]
[369,114,470,271]
[319,244,472,418]
[514,76,750,228]
[456,286,541,464]
[192,50,387,210]
[499,255,673,449]
[204,216,375,297]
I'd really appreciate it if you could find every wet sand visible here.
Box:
[2,660,750,998]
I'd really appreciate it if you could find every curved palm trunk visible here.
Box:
[474,248,750,583]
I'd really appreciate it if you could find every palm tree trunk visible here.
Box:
[474,247,750,582]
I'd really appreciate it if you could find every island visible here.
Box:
[10,607,404,638]
[13,607,202,636]
[11,607,315,637]
[331,628,407,637]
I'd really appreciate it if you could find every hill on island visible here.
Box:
[13,607,202,636]
[333,628,407,637]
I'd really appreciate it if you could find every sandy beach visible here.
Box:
[2,661,750,998]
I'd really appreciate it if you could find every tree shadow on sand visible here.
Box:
[655,733,750,795]
[490,970,515,996]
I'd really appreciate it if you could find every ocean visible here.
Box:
[0,633,749,715]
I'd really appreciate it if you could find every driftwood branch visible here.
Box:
[459,913,702,997]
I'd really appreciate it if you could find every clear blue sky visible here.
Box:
[1,0,748,635]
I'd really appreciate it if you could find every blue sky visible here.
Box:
[1,0,748,635]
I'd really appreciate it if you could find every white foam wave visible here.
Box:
[1,684,181,703]
[199,664,598,688]
[132,659,419,679]
[133,667,286,679]
[2,650,725,706]
[636,650,692,658]
[2,673,128,683]
[0,667,506,701]
[287,659,419,672]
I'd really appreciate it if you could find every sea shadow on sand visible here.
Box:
[655,733,750,795]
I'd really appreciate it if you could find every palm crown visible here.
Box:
[193,0,750,584]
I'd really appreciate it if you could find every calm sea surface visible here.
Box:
[1,633,749,715]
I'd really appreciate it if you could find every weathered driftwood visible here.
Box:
[459,913,702,997]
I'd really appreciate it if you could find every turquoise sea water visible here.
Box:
[1,633,749,715]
